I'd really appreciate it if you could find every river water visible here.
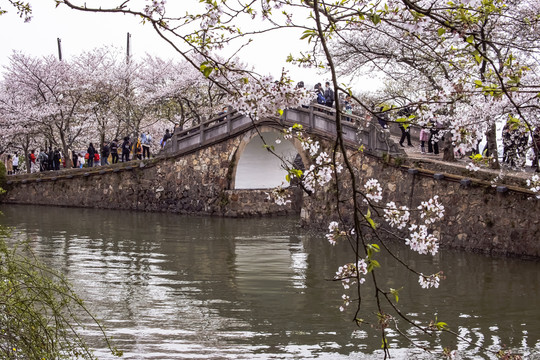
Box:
[0,205,538,359]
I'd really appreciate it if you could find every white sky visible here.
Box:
[0,1,382,90]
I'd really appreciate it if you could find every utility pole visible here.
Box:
[125,32,132,133]
[57,38,62,61]
[126,32,131,63]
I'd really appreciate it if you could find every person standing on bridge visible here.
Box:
[314,83,325,105]
[324,81,334,108]
[38,149,48,172]
[141,132,152,159]
[427,120,442,156]
[78,153,85,168]
[72,149,78,168]
[12,153,19,174]
[53,148,61,170]
[87,143,96,167]
[121,136,131,162]
[110,139,119,164]
[134,136,143,160]
[101,142,110,166]
[29,150,37,173]
[6,154,13,175]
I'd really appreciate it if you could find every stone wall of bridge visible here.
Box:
[0,135,301,217]
[300,147,540,258]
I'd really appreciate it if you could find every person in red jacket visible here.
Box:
[29,149,37,173]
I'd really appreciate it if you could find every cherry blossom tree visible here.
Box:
[73,47,126,147]
[139,55,227,130]
[0,52,96,167]
[0,78,41,172]
[328,0,540,168]
[0,46,235,162]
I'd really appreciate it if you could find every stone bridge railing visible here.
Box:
[163,104,405,156]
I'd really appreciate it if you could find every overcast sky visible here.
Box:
[0,1,381,90]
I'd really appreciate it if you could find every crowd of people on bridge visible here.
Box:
[1,128,181,175]
[309,81,447,157]
[306,80,540,169]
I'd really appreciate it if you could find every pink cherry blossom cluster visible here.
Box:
[325,221,347,246]
[406,224,440,256]
[281,126,343,194]
[334,259,368,291]
[418,195,445,225]
[228,73,312,121]
[383,201,410,230]
[265,184,292,206]
[527,174,540,198]
[418,272,442,289]
[339,294,351,312]
[143,0,166,18]
[363,178,383,203]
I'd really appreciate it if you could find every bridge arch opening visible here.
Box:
[232,130,305,190]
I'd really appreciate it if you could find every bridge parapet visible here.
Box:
[163,105,405,157]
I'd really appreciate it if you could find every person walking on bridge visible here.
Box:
[397,107,413,147]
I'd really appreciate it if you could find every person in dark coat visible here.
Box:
[121,136,131,162]
[101,142,110,166]
[53,148,61,170]
[87,143,96,167]
[376,106,388,129]
[398,107,413,147]
[72,150,78,168]
[314,83,325,105]
[323,81,334,107]
[110,139,119,164]
[47,147,54,170]
[160,130,172,149]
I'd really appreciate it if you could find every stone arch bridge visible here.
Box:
[2,105,539,257]
[3,104,403,216]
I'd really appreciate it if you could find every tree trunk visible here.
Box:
[59,131,71,169]
[442,135,455,162]
[23,136,30,174]
[485,124,500,169]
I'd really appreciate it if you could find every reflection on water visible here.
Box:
[0,205,539,359]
